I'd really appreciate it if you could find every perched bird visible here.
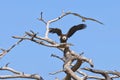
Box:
[49,24,86,43]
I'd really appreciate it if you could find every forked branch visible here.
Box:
[82,67,120,80]
[0,64,44,80]
[0,35,26,59]
[38,11,103,38]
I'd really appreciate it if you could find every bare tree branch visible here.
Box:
[66,12,104,25]
[49,69,64,75]
[0,35,26,59]
[70,50,94,67]
[12,35,72,48]
[63,56,83,80]
[0,64,44,80]
[37,12,47,24]
[82,67,120,80]
[51,54,65,61]
[38,11,103,38]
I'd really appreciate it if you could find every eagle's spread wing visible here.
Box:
[49,28,62,36]
[67,24,86,38]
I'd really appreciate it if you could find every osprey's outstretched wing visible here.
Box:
[67,24,86,38]
[49,28,62,36]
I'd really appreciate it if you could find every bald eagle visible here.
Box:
[49,24,86,43]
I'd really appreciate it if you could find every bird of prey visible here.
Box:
[49,24,86,43]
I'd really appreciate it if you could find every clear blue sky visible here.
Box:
[0,0,120,80]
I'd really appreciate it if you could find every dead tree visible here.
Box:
[0,11,120,80]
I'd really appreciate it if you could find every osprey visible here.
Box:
[49,24,86,43]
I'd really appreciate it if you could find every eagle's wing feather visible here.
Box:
[67,24,86,38]
[49,28,62,36]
